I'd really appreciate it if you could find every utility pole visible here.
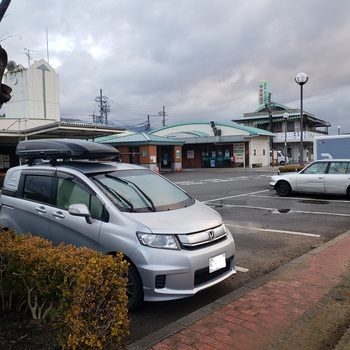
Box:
[145,115,151,131]
[158,106,167,127]
[145,114,159,131]
[94,89,110,125]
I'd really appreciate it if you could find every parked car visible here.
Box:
[0,139,236,310]
[269,159,350,197]
[270,150,289,166]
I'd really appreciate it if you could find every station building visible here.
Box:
[0,61,331,172]
[147,121,274,169]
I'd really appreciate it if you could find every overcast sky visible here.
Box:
[1,0,350,134]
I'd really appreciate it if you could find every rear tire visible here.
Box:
[347,186,350,198]
[276,181,291,197]
[126,263,144,311]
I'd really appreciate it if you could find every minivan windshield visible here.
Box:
[91,169,194,212]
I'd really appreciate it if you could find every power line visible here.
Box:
[89,94,260,129]
[106,98,257,118]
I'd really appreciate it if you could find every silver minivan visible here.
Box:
[0,139,236,309]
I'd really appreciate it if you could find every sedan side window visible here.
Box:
[328,162,349,174]
[302,162,328,175]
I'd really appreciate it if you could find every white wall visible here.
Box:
[250,137,270,166]
[4,59,60,121]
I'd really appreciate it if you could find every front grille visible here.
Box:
[194,256,233,286]
[178,224,228,250]
[155,274,166,289]
[181,235,227,250]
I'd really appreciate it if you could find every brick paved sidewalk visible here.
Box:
[128,231,350,350]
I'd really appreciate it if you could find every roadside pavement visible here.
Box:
[127,230,350,350]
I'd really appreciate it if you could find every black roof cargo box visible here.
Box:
[16,139,119,161]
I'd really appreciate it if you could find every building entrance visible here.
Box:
[201,145,233,168]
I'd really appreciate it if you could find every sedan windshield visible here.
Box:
[91,169,194,212]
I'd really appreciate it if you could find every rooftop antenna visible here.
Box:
[24,48,37,66]
[46,28,49,63]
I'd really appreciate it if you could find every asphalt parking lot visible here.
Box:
[124,167,350,346]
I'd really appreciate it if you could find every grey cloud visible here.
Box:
[2,0,350,132]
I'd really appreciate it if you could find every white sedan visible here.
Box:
[269,159,350,197]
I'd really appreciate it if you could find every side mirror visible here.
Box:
[68,203,93,224]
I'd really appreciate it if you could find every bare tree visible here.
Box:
[0,0,12,108]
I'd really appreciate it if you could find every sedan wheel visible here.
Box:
[276,181,291,196]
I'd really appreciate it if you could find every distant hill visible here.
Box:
[61,117,152,133]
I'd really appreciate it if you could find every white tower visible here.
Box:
[3,58,60,121]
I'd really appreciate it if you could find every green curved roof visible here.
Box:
[255,102,290,113]
[148,121,274,137]
[96,132,183,146]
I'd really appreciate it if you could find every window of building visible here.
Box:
[274,122,282,133]
[287,121,295,132]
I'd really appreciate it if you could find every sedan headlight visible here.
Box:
[137,232,180,250]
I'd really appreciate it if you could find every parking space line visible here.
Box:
[203,190,270,203]
[206,202,350,217]
[225,222,321,237]
[250,194,350,204]
[291,210,350,217]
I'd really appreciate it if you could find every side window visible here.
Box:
[3,169,21,190]
[57,178,104,220]
[302,162,328,175]
[328,162,349,174]
[23,175,53,203]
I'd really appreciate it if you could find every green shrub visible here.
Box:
[56,246,130,349]
[0,228,26,310]
[10,234,61,319]
[0,229,130,349]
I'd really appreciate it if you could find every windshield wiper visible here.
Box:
[93,178,134,212]
[106,174,156,212]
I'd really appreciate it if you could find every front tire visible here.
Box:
[276,181,291,197]
[126,263,144,311]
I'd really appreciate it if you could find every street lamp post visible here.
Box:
[295,72,309,166]
[283,113,289,166]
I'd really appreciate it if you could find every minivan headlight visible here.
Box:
[137,232,180,250]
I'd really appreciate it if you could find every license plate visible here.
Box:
[209,252,226,273]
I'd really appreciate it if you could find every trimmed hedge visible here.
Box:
[0,228,130,349]
[278,165,306,173]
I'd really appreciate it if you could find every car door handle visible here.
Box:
[52,211,65,219]
[35,206,47,214]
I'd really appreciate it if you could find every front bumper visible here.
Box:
[130,233,236,302]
